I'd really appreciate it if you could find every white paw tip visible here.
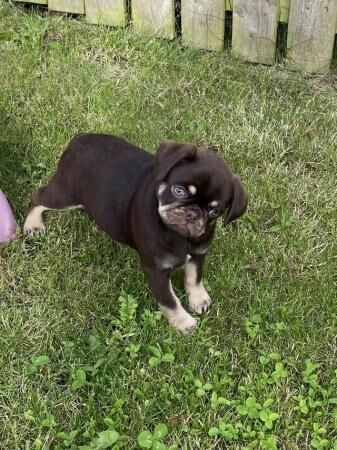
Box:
[189,297,212,315]
[176,315,198,334]
[23,221,46,235]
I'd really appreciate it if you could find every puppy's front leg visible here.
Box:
[142,266,197,334]
[185,254,212,314]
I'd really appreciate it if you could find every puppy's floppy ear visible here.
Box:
[156,140,197,181]
[224,175,248,226]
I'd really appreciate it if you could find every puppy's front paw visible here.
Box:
[160,304,197,334]
[188,285,212,315]
[175,313,197,334]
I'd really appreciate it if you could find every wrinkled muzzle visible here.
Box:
[158,203,206,238]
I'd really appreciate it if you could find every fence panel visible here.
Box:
[48,0,85,14]
[11,0,337,74]
[85,0,127,26]
[287,0,337,74]
[181,0,225,51]
[131,0,175,39]
[232,0,278,65]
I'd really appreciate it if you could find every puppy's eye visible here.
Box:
[208,207,220,218]
[172,185,187,198]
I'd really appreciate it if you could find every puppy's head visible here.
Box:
[155,141,247,239]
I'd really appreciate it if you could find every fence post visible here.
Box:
[85,0,127,26]
[131,0,176,39]
[181,0,225,51]
[232,0,278,65]
[48,0,85,14]
[286,0,337,74]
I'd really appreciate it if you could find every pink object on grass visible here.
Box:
[0,189,16,242]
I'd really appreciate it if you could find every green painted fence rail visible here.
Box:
[15,0,337,74]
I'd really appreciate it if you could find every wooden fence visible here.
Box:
[15,0,337,74]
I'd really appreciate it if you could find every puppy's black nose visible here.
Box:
[186,207,201,223]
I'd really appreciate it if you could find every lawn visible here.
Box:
[0,2,337,449]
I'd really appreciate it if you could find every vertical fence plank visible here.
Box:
[131,0,175,39]
[48,0,85,14]
[181,0,225,51]
[287,0,337,74]
[85,0,127,26]
[232,0,278,65]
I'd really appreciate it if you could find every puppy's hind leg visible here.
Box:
[23,201,48,235]
[24,179,81,235]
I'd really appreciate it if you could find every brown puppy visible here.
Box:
[24,134,247,333]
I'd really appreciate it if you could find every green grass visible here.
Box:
[1,2,337,449]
